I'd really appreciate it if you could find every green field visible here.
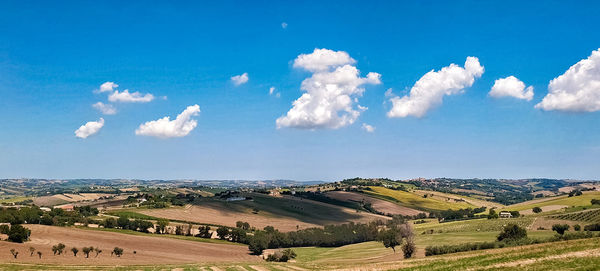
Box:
[504,191,600,212]
[549,208,600,224]
[364,186,475,211]
[413,217,535,233]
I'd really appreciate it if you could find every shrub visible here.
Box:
[591,199,600,205]
[37,251,42,258]
[0,224,9,234]
[7,224,31,243]
[266,248,297,262]
[532,207,542,213]
[552,224,570,235]
[401,238,416,258]
[497,224,527,241]
[574,224,581,231]
[112,247,123,257]
[584,223,600,231]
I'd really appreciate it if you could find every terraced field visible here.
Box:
[364,186,476,211]
[549,208,600,223]
[504,191,600,212]
[413,217,535,233]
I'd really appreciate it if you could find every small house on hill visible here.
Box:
[499,211,512,218]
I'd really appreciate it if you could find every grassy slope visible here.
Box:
[504,191,600,212]
[364,186,475,211]
[413,217,536,233]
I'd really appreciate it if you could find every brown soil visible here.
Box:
[0,225,259,265]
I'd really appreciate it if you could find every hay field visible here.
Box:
[0,225,258,265]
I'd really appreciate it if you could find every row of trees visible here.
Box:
[9,243,122,259]
[0,206,99,227]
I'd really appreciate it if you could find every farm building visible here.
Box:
[499,211,512,218]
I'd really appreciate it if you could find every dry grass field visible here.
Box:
[325,191,424,215]
[0,225,259,265]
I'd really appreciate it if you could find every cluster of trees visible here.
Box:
[216,226,248,242]
[0,224,31,242]
[0,206,99,227]
[591,199,600,205]
[568,190,583,197]
[247,222,381,255]
[99,216,154,233]
[435,207,487,222]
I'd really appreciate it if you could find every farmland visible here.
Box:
[364,186,476,211]
[504,191,600,212]
[138,193,388,231]
[324,191,423,215]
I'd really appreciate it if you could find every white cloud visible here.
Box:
[362,123,375,133]
[231,73,249,86]
[293,48,356,72]
[535,48,600,112]
[277,49,381,129]
[269,87,276,95]
[384,88,394,98]
[281,22,288,29]
[92,102,117,115]
[135,105,201,138]
[489,76,534,101]
[387,57,484,118]
[97,82,118,93]
[108,89,155,103]
[74,118,104,139]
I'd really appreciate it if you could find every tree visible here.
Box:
[156,218,169,234]
[509,211,520,218]
[29,247,35,256]
[488,209,498,219]
[7,224,31,243]
[532,207,542,213]
[574,224,581,231]
[0,224,9,234]
[196,225,211,238]
[229,228,247,243]
[10,249,18,259]
[94,247,102,257]
[401,237,416,259]
[37,251,42,258]
[82,247,92,258]
[175,225,185,235]
[378,229,401,252]
[236,221,250,230]
[248,231,269,255]
[591,199,600,205]
[102,217,117,228]
[497,224,527,241]
[52,243,66,255]
[216,226,230,240]
[552,224,570,235]
[113,247,124,257]
[71,247,79,257]
[117,216,130,229]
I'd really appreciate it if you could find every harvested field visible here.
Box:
[324,191,424,216]
[33,193,114,207]
[520,205,567,215]
[413,190,504,209]
[0,225,259,265]
[139,194,389,231]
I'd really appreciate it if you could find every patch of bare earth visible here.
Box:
[0,225,259,265]
[325,191,424,216]
[520,205,567,215]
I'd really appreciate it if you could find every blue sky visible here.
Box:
[1,1,600,180]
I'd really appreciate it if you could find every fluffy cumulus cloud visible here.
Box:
[74,118,104,139]
[276,48,381,129]
[535,48,600,112]
[231,73,249,86]
[92,102,117,115]
[108,89,155,103]
[361,123,375,133]
[489,76,534,101]
[97,82,118,93]
[292,48,356,72]
[135,105,201,138]
[387,57,484,118]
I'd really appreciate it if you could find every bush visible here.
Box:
[497,224,527,241]
[401,238,416,258]
[532,207,542,213]
[7,224,31,243]
[584,223,600,231]
[591,199,600,205]
[0,224,9,234]
[112,247,123,257]
[552,224,570,235]
[266,248,296,262]
[574,224,581,231]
